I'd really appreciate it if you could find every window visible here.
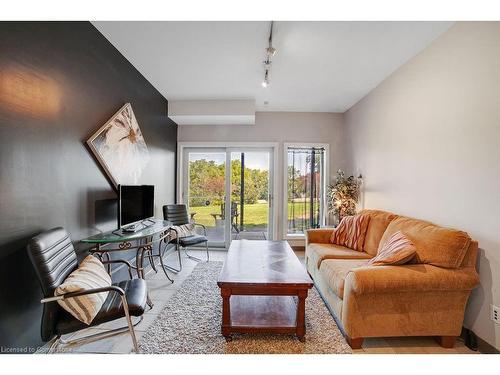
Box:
[284,144,327,236]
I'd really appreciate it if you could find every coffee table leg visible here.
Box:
[221,287,232,340]
[296,290,307,342]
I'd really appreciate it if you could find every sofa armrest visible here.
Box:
[345,264,479,295]
[306,228,334,245]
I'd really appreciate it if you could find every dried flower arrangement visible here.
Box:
[327,169,362,223]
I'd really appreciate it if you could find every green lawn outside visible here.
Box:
[189,202,318,228]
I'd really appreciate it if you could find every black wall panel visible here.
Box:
[0,22,177,351]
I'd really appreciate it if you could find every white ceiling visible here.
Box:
[93,21,452,112]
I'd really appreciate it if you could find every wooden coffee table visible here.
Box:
[217,240,314,341]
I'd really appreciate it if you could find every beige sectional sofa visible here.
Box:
[305,209,480,349]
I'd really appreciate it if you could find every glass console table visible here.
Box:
[81,219,173,308]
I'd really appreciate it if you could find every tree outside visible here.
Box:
[188,158,269,230]
[187,151,322,234]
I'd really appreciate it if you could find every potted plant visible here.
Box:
[327,169,362,224]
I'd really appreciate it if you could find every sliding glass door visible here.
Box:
[230,150,271,241]
[182,147,274,248]
[285,145,326,236]
[183,149,227,247]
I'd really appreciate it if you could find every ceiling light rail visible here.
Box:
[262,21,276,88]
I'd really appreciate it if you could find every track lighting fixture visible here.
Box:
[261,21,276,88]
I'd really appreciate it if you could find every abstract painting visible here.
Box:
[87,103,150,187]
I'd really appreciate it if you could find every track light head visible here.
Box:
[266,46,277,57]
[262,70,269,88]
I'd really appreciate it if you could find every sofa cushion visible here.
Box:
[330,214,371,251]
[367,230,416,266]
[307,243,373,269]
[319,259,369,299]
[380,216,471,269]
[178,234,208,247]
[360,209,398,256]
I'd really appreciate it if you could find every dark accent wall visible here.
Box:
[0,22,177,351]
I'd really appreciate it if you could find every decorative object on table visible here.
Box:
[327,169,362,224]
[86,103,150,187]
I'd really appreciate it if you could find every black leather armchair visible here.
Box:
[27,227,147,353]
[162,204,209,272]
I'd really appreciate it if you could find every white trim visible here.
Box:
[282,142,330,240]
[177,141,279,243]
[224,151,232,246]
[178,141,279,148]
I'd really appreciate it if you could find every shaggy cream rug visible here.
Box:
[139,262,352,354]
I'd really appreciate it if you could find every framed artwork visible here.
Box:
[87,103,150,188]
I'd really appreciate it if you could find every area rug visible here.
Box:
[139,261,352,354]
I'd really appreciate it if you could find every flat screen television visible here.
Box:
[118,185,155,228]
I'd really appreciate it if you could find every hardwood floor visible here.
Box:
[40,249,476,354]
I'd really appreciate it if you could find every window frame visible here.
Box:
[282,142,330,240]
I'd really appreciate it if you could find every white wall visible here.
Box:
[345,22,500,350]
[178,111,348,241]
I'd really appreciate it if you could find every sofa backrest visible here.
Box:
[359,209,398,256]
[379,216,471,269]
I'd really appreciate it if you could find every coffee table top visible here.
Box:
[217,240,313,287]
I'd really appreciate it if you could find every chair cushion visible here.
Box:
[307,243,372,269]
[380,216,471,269]
[319,259,369,299]
[367,230,417,266]
[330,214,371,251]
[55,278,147,335]
[55,255,111,325]
[359,209,398,255]
[179,234,208,247]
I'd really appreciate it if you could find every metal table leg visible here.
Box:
[155,241,174,282]
[136,246,154,309]
[158,240,183,274]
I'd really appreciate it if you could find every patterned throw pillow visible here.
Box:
[330,214,371,251]
[367,230,417,266]
[55,255,112,325]
[170,223,196,240]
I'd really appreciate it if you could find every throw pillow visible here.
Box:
[330,214,371,251]
[367,230,417,266]
[55,255,112,325]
